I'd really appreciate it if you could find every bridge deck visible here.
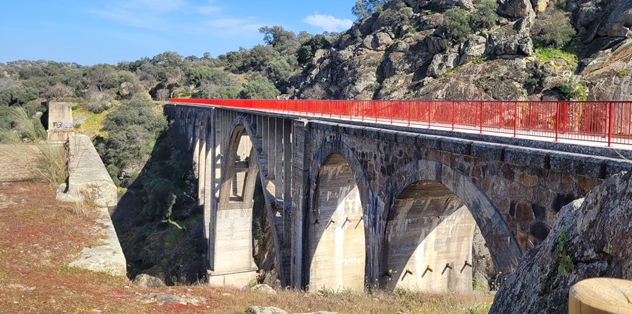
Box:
[171,99,632,153]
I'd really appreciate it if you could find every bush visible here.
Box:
[240,74,281,99]
[444,8,472,43]
[142,177,178,220]
[533,10,576,48]
[97,94,167,185]
[471,0,498,30]
[298,35,332,64]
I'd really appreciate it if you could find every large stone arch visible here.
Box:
[305,140,373,291]
[208,114,283,286]
[377,159,523,287]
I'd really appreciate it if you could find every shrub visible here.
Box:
[533,10,576,48]
[471,0,498,30]
[142,177,178,220]
[240,74,281,99]
[97,94,167,185]
[444,8,472,43]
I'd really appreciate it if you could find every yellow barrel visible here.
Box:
[569,277,632,314]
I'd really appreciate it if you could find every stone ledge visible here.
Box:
[68,207,127,276]
[57,134,126,276]
[57,134,117,208]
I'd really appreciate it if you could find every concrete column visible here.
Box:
[290,120,310,289]
[268,117,276,181]
[192,115,200,178]
[197,119,207,206]
[274,118,283,201]
[203,110,215,242]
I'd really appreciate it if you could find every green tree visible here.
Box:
[259,26,300,55]
[471,0,498,30]
[298,35,333,64]
[533,10,576,48]
[352,0,387,19]
[97,94,167,185]
[444,8,472,43]
[240,74,280,99]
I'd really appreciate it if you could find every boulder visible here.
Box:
[459,35,487,65]
[425,36,448,55]
[530,0,548,12]
[490,171,632,313]
[498,0,534,18]
[250,284,277,294]
[373,32,394,51]
[246,306,288,314]
[486,17,534,56]
[134,274,167,288]
[427,53,459,78]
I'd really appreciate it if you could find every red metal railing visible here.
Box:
[170,99,632,147]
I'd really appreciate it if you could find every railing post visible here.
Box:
[555,103,560,142]
[408,101,411,127]
[608,102,614,147]
[514,101,517,138]
[479,102,483,134]
[428,102,432,129]
[452,101,456,131]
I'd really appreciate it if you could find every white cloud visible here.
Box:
[88,0,188,29]
[204,18,264,37]
[303,14,352,32]
[197,6,221,14]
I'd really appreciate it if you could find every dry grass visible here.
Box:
[0,143,493,313]
[0,181,494,313]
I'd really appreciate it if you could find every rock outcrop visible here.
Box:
[489,170,632,313]
[286,0,632,102]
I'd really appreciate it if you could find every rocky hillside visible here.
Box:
[287,0,632,101]
[488,170,632,313]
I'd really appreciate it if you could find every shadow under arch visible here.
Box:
[304,140,372,292]
[377,159,523,291]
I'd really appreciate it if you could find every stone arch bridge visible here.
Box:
[164,100,632,292]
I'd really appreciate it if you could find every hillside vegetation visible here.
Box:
[2,0,632,297]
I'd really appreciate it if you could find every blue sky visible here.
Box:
[0,0,356,66]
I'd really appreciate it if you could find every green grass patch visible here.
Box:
[535,48,578,69]
[72,105,111,138]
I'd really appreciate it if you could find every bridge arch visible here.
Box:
[305,140,372,292]
[208,115,282,286]
[377,159,523,291]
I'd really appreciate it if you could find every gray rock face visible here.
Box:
[486,18,534,56]
[489,171,632,314]
[459,35,487,65]
[134,274,167,288]
[427,53,459,78]
[498,0,534,18]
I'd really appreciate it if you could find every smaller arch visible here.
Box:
[307,153,366,292]
[378,160,522,279]
[304,140,373,291]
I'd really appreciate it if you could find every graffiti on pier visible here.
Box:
[52,122,73,129]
